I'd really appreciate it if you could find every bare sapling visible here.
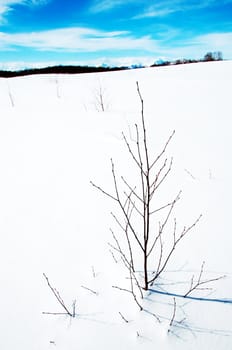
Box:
[55,78,61,99]
[7,82,15,107]
[168,297,176,333]
[91,81,202,295]
[93,81,108,112]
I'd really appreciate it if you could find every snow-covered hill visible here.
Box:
[0,61,232,349]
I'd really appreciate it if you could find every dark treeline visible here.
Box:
[0,65,128,78]
[0,51,223,78]
[151,51,223,67]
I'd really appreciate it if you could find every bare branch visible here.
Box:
[121,176,143,204]
[184,168,196,180]
[110,210,135,272]
[7,82,15,107]
[81,285,98,295]
[122,131,143,171]
[150,201,175,215]
[72,300,76,318]
[155,227,163,276]
[149,214,202,284]
[109,248,118,263]
[150,157,168,194]
[119,311,129,323]
[109,230,133,272]
[129,266,143,311]
[112,285,132,294]
[151,157,173,195]
[124,192,144,217]
[90,181,117,201]
[43,273,75,317]
[168,297,177,331]
[147,192,181,257]
[136,81,150,173]
[93,82,108,112]
[42,312,71,316]
[111,212,126,232]
[184,262,226,297]
[91,266,96,278]
[149,130,175,170]
[111,160,144,251]
[109,229,144,299]
[143,308,161,323]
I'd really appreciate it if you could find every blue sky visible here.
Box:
[0,0,232,69]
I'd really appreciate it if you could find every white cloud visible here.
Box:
[90,0,140,13]
[29,0,49,4]
[189,32,232,58]
[0,0,49,22]
[0,0,24,21]
[157,32,232,60]
[1,27,231,71]
[134,0,232,19]
[1,31,232,71]
[133,0,181,19]
[90,0,122,12]
[0,27,158,52]
[194,32,232,47]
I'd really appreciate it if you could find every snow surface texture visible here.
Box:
[0,61,232,349]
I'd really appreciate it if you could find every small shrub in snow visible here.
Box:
[91,82,202,293]
[91,82,225,332]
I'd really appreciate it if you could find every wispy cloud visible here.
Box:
[0,27,158,52]
[190,32,232,56]
[0,0,24,21]
[158,32,232,59]
[0,0,49,23]
[134,0,232,19]
[29,0,50,4]
[1,31,232,70]
[1,25,231,60]
[90,0,139,13]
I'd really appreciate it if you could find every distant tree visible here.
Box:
[151,60,171,67]
[174,59,183,65]
[130,64,145,69]
[214,51,223,61]
[203,51,223,62]
[203,52,214,61]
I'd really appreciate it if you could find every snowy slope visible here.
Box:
[0,61,232,349]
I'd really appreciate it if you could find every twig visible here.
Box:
[149,130,175,170]
[119,311,129,323]
[184,262,226,297]
[143,308,161,323]
[92,266,96,278]
[81,285,98,295]
[109,249,118,263]
[149,214,202,284]
[90,180,117,202]
[147,192,181,258]
[168,297,177,331]
[43,273,76,317]
[7,82,15,107]
[112,285,132,294]
[184,168,196,180]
